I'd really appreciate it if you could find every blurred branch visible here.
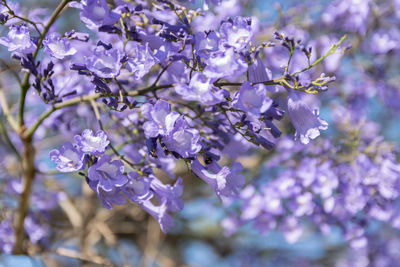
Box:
[0,116,21,160]
[0,85,18,132]
[141,218,162,267]
[54,247,115,266]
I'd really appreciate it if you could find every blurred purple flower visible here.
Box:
[70,0,120,30]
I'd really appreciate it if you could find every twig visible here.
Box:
[24,83,174,139]
[90,100,139,169]
[18,0,72,128]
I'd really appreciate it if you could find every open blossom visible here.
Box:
[286,89,328,144]
[86,46,122,78]
[175,72,226,105]
[163,117,202,158]
[0,24,36,54]
[43,33,77,59]
[74,129,110,155]
[232,82,272,116]
[203,47,248,79]
[141,100,180,138]
[126,42,158,80]
[194,31,220,58]
[70,0,120,29]
[219,16,253,51]
[49,142,85,172]
[88,155,127,192]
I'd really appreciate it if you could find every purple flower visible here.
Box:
[220,16,253,51]
[140,199,174,233]
[286,89,328,144]
[232,82,272,116]
[175,72,226,105]
[322,0,370,34]
[141,100,180,138]
[71,0,120,30]
[49,142,85,172]
[248,56,271,83]
[0,219,14,253]
[126,42,158,80]
[86,46,122,78]
[370,31,399,54]
[191,159,245,199]
[88,155,127,192]
[43,33,77,59]
[97,187,127,209]
[194,31,220,58]
[150,176,184,212]
[74,129,110,155]
[0,24,36,54]
[163,117,202,158]
[123,172,153,202]
[24,215,48,244]
[203,48,248,79]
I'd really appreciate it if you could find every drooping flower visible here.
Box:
[86,46,122,78]
[74,129,110,155]
[286,89,328,144]
[191,159,245,199]
[49,142,85,172]
[232,82,272,116]
[88,154,127,192]
[43,33,77,59]
[97,187,127,209]
[150,176,184,212]
[139,199,174,233]
[175,72,226,105]
[248,56,271,83]
[0,24,36,54]
[141,100,180,138]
